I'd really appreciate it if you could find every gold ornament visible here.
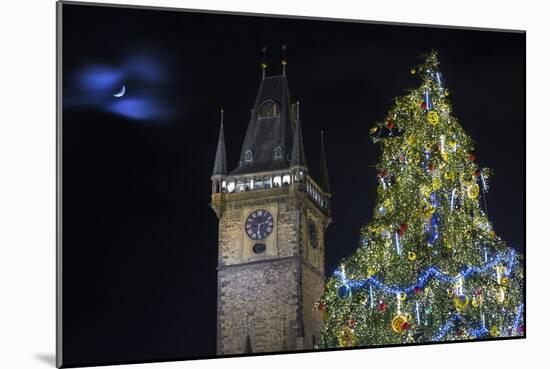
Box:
[501,277,510,287]
[496,287,506,304]
[489,326,500,337]
[410,68,416,75]
[408,251,417,261]
[453,295,470,311]
[422,205,436,219]
[398,292,407,301]
[338,325,357,347]
[467,183,480,199]
[427,111,439,125]
[441,151,449,162]
[444,89,450,97]
[444,171,455,181]
[391,314,409,333]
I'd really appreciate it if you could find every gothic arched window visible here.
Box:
[258,101,280,119]
[245,150,253,163]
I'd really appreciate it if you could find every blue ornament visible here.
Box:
[337,284,352,301]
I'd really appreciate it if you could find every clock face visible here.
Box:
[308,219,318,248]
[245,209,274,240]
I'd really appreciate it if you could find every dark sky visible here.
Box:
[61,2,525,367]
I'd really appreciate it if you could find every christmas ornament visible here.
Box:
[408,251,417,261]
[495,287,506,304]
[386,121,395,130]
[338,325,357,347]
[377,205,388,217]
[391,314,410,333]
[444,89,450,97]
[467,183,480,199]
[410,68,416,75]
[398,292,407,301]
[337,284,352,301]
[444,171,455,180]
[422,205,436,220]
[377,301,388,313]
[427,111,439,125]
[413,286,422,295]
[489,326,500,337]
[428,163,435,172]
[453,295,470,311]
[468,153,476,161]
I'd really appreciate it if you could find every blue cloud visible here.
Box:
[66,55,173,122]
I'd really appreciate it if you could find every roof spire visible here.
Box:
[212,109,227,177]
[290,102,307,168]
[261,46,267,78]
[320,130,330,192]
[281,44,287,76]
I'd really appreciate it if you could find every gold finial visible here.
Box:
[261,46,267,77]
[281,44,287,75]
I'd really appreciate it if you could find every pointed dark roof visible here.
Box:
[319,131,330,193]
[212,112,227,177]
[230,74,294,175]
[290,111,307,168]
[243,333,253,354]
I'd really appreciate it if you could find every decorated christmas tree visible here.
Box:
[317,51,524,347]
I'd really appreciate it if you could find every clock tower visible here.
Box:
[210,56,331,355]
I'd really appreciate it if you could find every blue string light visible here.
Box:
[513,303,524,334]
[334,251,516,295]
[432,313,489,341]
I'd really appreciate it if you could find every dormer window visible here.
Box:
[245,150,253,163]
[258,101,280,119]
[274,146,282,159]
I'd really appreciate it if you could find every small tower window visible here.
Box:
[245,150,253,163]
[274,146,282,159]
[258,101,280,119]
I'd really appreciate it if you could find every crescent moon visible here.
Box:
[113,84,126,98]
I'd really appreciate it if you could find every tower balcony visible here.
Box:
[211,170,330,213]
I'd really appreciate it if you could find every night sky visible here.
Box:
[61,2,525,366]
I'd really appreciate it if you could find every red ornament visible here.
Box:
[421,102,427,110]
[400,223,409,232]
[401,322,410,331]
[386,121,395,129]
[348,319,357,328]
[396,228,404,237]
[469,153,476,161]
[475,288,483,296]
[413,286,422,295]
[318,302,326,311]
[518,325,525,335]
[474,169,481,177]
[428,163,435,172]
[456,329,463,336]
[378,170,388,178]
[377,301,388,312]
